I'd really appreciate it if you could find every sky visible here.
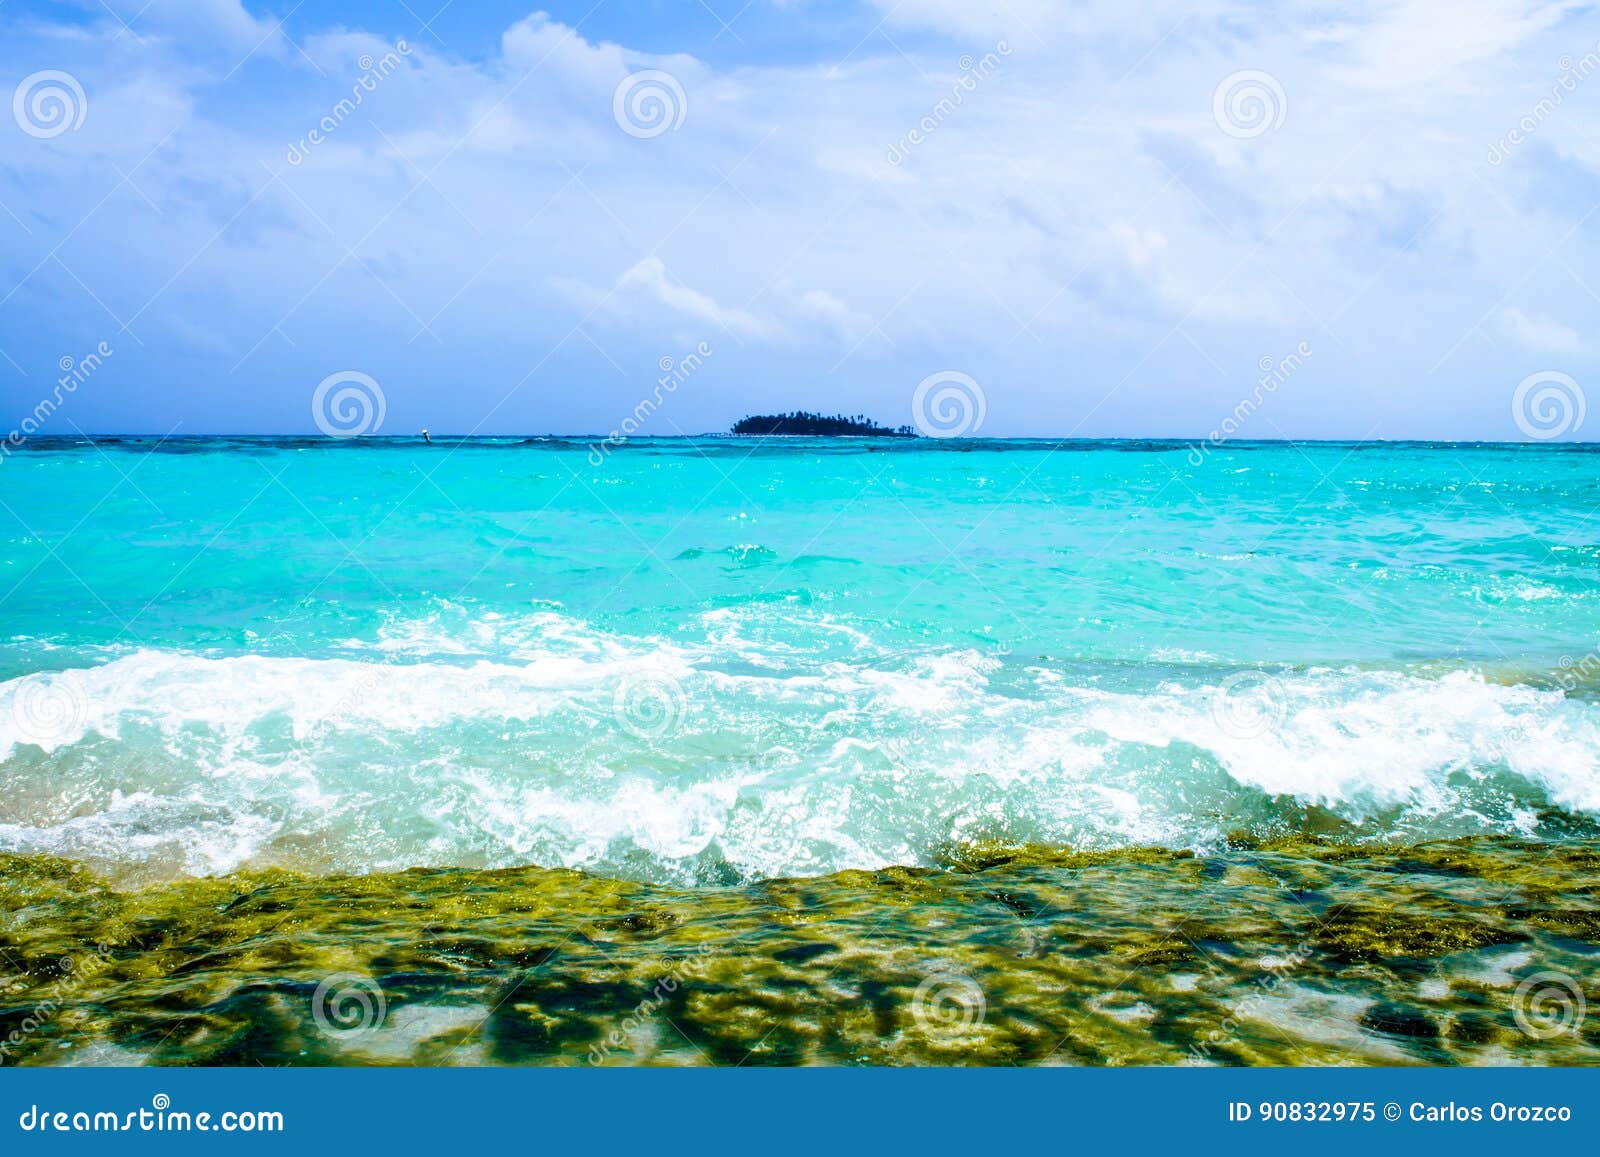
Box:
[2,0,1600,438]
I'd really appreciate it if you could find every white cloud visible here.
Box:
[1502,306,1582,353]
[124,0,288,56]
[1318,0,1583,90]
[796,289,873,342]
[2,1,1599,436]
[569,257,778,341]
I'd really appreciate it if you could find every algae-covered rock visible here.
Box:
[0,837,1596,1067]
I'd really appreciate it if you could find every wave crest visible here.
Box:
[1,629,1596,882]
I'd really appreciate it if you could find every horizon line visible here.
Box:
[10,433,1591,448]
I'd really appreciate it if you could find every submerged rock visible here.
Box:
[0,837,1596,1066]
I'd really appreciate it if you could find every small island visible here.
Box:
[730,411,917,437]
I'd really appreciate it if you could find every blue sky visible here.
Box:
[2,0,1600,437]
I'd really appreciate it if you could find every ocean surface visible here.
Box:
[3,436,1598,885]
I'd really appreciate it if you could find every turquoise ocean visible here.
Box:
[3,436,1598,885]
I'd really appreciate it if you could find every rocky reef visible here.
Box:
[1,836,1597,1066]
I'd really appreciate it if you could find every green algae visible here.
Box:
[1,837,1597,1067]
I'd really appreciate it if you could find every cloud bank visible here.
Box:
[1,0,1599,437]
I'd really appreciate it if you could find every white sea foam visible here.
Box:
[0,643,697,753]
[1,623,1596,882]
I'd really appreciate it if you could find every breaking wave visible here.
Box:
[1,607,1597,884]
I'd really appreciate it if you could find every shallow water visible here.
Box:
[3,438,1600,883]
[1,838,1596,1067]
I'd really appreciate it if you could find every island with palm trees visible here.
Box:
[730,411,916,437]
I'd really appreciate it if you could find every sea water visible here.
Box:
[2,436,1597,884]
